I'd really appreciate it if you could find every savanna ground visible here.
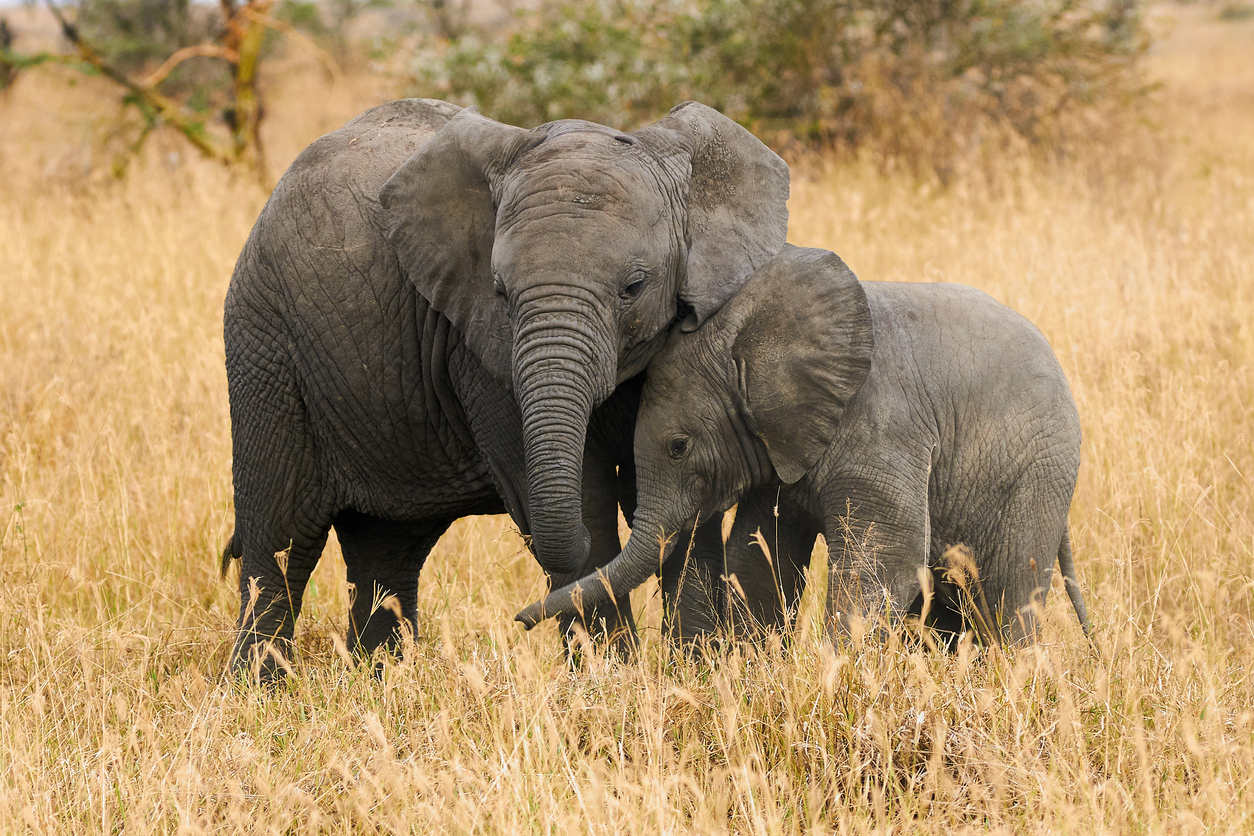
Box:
[1,4,1252,833]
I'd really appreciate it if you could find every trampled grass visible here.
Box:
[1,6,1251,833]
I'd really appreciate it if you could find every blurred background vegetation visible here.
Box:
[1,0,1154,179]
[414,0,1149,173]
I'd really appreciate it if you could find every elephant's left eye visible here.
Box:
[667,435,691,460]
[620,276,646,300]
[493,272,506,296]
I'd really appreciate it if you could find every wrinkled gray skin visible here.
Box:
[222,99,788,676]
[518,245,1091,646]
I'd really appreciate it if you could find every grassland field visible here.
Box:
[0,4,1252,833]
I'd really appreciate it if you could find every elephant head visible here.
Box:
[379,102,789,574]
[516,245,874,625]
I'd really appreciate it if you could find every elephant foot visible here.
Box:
[228,636,297,688]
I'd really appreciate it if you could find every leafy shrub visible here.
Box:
[407,0,1149,172]
[68,0,231,112]
[75,0,221,74]
[1217,3,1254,21]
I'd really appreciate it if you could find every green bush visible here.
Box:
[407,0,1148,171]
[74,0,220,74]
[68,0,231,112]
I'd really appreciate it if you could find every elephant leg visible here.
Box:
[334,510,451,658]
[552,436,639,660]
[959,478,1071,646]
[660,517,727,652]
[723,486,821,642]
[226,363,332,682]
[820,462,930,642]
[231,523,331,682]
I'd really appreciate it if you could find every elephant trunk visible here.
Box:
[513,291,616,576]
[516,511,675,628]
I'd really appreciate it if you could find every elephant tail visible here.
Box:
[1058,527,1090,636]
[220,532,240,580]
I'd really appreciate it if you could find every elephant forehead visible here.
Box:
[524,126,640,163]
[493,185,675,271]
[499,138,668,218]
[493,213,665,276]
[639,374,722,448]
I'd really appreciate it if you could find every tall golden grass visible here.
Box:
[1,5,1252,832]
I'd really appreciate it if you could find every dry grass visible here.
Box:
[2,5,1253,832]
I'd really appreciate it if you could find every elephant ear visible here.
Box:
[633,102,790,331]
[379,107,544,379]
[730,246,874,484]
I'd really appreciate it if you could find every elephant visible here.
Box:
[221,98,788,675]
[517,245,1091,647]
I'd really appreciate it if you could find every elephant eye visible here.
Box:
[667,435,691,460]
[621,277,646,300]
[493,271,506,297]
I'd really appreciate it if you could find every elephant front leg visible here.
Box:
[551,439,640,661]
[824,565,912,642]
[722,487,822,643]
[820,468,931,644]
[659,517,727,654]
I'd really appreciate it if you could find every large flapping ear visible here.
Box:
[633,102,790,331]
[379,108,545,379]
[730,245,874,484]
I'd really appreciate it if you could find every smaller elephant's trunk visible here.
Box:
[516,514,676,629]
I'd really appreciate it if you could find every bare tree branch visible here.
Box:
[11,0,347,181]
[239,7,344,87]
[140,44,240,89]
[43,0,233,164]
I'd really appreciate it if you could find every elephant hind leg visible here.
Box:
[229,497,333,683]
[226,344,333,682]
[334,510,451,658]
[962,481,1072,646]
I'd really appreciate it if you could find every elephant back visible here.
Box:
[278,99,463,199]
[227,99,463,310]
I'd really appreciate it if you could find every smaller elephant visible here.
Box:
[517,244,1090,645]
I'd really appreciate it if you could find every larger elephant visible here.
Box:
[222,99,788,674]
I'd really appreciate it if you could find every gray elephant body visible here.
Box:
[520,245,1090,645]
[224,99,788,673]
[225,100,636,666]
